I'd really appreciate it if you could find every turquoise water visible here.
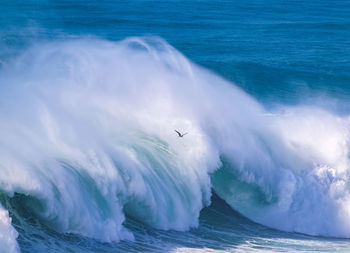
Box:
[1,1,350,252]
[2,1,349,100]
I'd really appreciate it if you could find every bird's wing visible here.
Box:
[182,133,188,136]
[174,130,181,136]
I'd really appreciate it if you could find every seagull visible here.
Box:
[174,130,188,137]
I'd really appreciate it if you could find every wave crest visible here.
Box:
[1,37,350,242]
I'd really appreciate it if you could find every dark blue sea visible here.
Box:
[1,1,350,252]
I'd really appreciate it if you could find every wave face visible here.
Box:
[1,37,350,247]
[0,37,222,244]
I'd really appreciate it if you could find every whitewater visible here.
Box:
[1,36,350,252]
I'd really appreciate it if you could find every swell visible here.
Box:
[0,37,350,248]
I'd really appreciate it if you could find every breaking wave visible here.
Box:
[1,37,350,249]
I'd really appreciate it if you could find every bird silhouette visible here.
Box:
[174,130,188,137]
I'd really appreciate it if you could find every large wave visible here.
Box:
[1,37,350,247]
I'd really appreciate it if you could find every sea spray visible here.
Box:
[1,37,350,245]
[0,37,221,243]
[212,106,350,237]
[0,204,19,253]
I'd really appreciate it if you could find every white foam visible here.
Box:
[1,36,350,241]
[213,105,350,237]
[0,37,221,242]
[0,205,20,253]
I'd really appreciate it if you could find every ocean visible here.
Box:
[1,0,350,252]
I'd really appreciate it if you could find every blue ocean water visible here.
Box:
[1,1,350,252]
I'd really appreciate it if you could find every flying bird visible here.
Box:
[174,130,188,137]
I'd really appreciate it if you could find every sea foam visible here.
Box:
[1,37,350,244]
[0,204,19,253]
